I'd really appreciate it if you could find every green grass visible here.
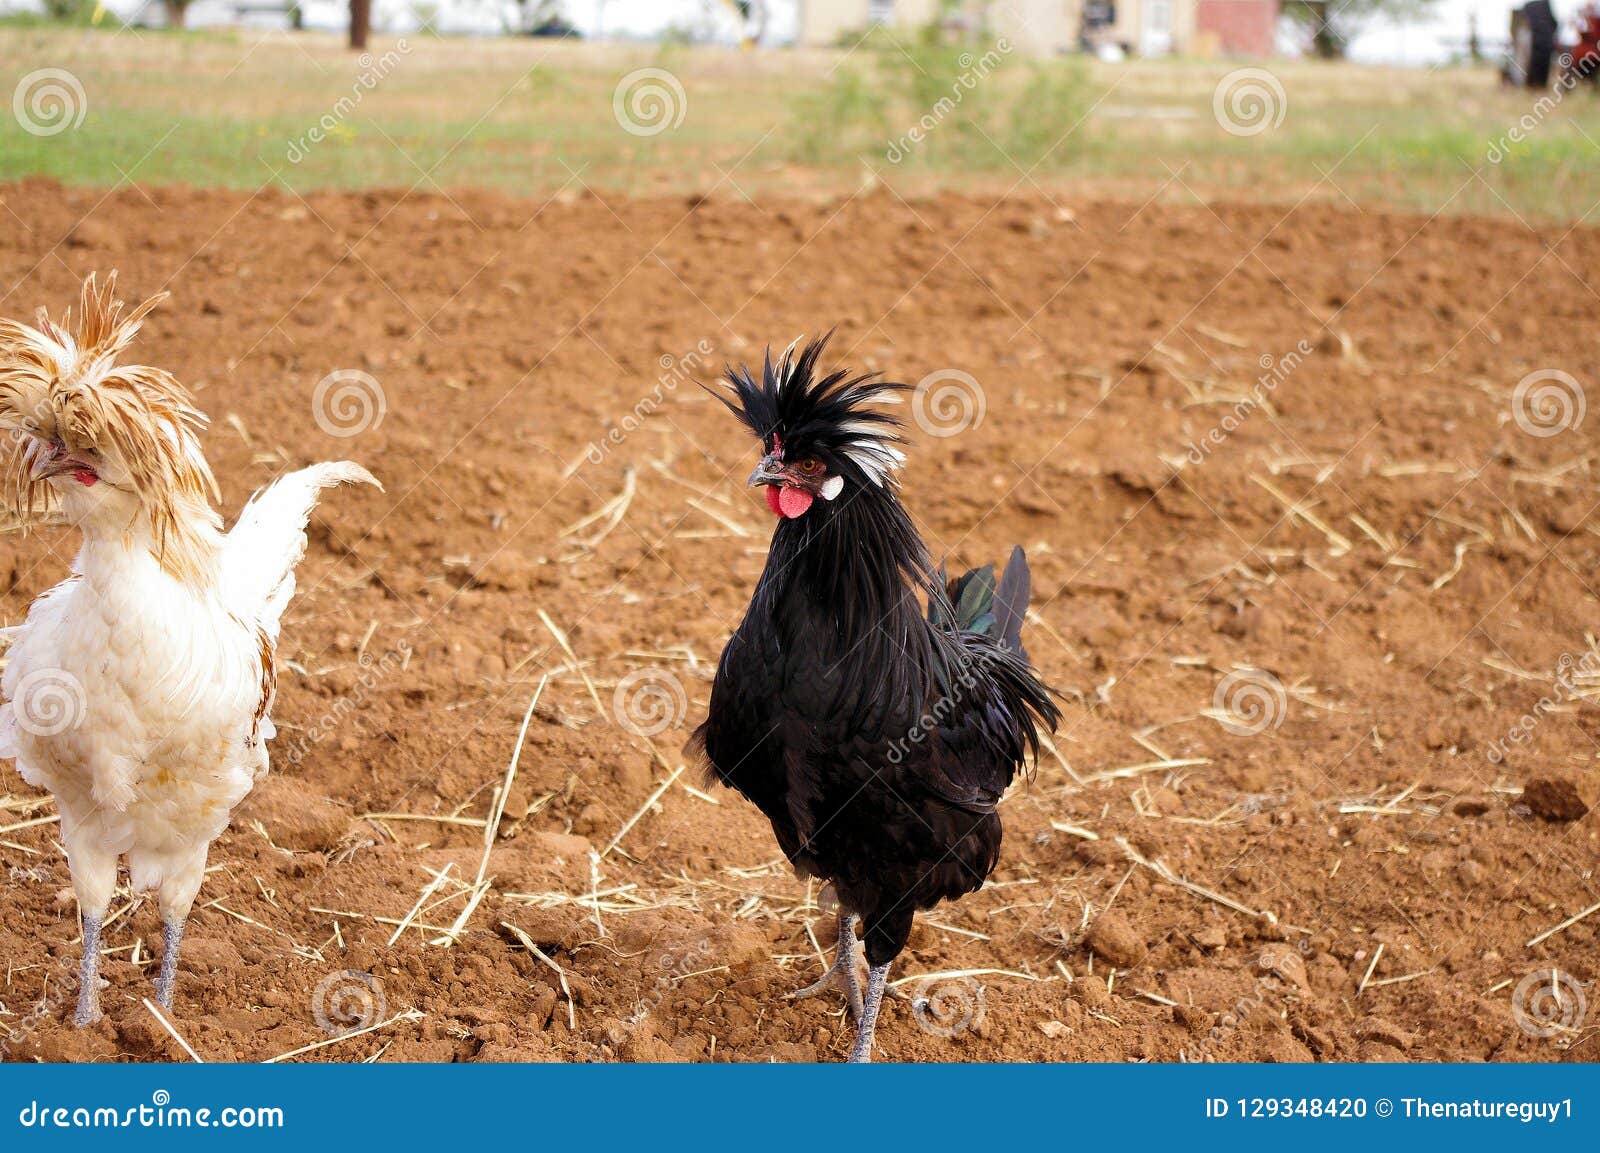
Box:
[1,25,1597,220]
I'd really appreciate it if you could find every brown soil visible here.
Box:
[2,179,1598,1064]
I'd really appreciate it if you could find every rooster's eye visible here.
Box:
[796,459,822,474]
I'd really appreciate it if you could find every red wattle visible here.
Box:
[764,485,783,517]
[777,486,814,519]
[75,470,98,487]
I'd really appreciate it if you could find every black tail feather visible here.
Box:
[931,546,1032,660]
[993,545,1031,659]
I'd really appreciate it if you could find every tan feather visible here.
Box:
[0,271,220,584]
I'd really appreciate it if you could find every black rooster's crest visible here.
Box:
[715,334,908,486]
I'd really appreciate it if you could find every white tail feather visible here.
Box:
[222,462,380,638]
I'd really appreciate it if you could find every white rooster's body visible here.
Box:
[0,275,377,1024]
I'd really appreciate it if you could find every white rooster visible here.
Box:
[0,273,379,1026]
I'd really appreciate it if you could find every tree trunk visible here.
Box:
[163,0,187,28]
[1303,1,1343,59]
[350,0,371,50]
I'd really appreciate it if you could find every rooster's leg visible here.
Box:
[846,962,891,1063]
[73,914,104,1028]
[154,855,207,1012]
[154,918,185,1009]
[65,834,116,1028]
[790,912,866,1020]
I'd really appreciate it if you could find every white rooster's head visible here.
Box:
[0,272,220,579]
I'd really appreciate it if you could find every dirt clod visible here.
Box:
[1522,779,1590,823]
[1087,910,1148,969]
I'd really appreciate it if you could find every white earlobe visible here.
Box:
[820,475,844,501]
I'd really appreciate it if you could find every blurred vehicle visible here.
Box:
[1504,0,1559,87]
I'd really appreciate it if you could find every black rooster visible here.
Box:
[691,336,1059,1062]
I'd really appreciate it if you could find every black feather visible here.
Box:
[993,545,1032,659]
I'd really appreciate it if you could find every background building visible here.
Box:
[795,0,1279,56]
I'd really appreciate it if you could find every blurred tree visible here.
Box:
[1283,0,1438,58]
[350,0,370,48]
[513,0,574,35]
[163,0,192,27]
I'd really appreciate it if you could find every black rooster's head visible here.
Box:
[715,334,907,520]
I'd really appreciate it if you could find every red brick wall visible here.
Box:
[1195,0,1279,56]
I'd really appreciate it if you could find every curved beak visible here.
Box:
[747,454,787,487]
[28,442,76,481]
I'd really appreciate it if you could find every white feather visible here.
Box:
[0,460,378,927]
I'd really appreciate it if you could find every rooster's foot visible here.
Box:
[791,911,866,1021]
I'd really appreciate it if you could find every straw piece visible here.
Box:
[1525,900,1600,949]
[261,1009,424,1064]
[142,998,205,1062]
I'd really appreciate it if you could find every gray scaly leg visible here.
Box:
[790,911,866,1021]
[73,915,104,1028]
[847,962,891,1063]
[154,918,185,1010]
